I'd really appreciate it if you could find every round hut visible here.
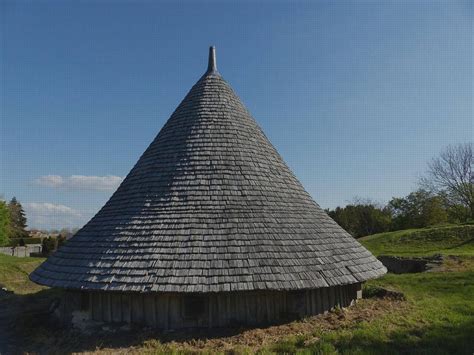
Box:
[30,47,386,329]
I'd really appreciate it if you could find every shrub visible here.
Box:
[8,237,42,246]
[41,236,66,256]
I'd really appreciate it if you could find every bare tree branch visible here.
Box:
[420,143,474,218]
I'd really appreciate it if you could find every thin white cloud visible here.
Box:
[25,202,82,216]
[25,202,84,229]
[36,175,123,191]
[36,175,64,187]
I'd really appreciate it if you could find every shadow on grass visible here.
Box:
[0,288,60,354]
[2,288,287,354]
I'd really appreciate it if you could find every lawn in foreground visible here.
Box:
[272,267,474,354]
[75,262,473,354]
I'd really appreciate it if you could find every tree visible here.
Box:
[8,197,28,239]
[388,190,447,230]
[0,200,10,246]
[327,200,392,238]
[421,143,474,220]
[42,235,66,256]
[444,203,471,224]
[421,195,448,227]
[59,228,72,239]
[42,237,55,256]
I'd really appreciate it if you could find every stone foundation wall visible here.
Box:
[378,255,443,274]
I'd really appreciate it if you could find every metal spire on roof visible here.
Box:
[30,45,386,294]
[207,46,217,73]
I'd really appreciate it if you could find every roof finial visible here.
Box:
[207,46,217,73]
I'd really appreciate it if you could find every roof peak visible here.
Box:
[30,47,386,293]
[207,46,218,74]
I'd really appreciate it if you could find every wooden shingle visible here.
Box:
[30,47,386,293]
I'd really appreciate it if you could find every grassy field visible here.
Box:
[0,224,473,354]
[359,224,474,257]
[0,253,45,294]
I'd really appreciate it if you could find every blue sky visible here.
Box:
[1,0,472,230]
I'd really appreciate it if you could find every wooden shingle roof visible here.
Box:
[30,47,386,293]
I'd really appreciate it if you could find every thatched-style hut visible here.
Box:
[31,47,386,329]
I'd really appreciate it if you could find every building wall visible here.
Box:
[0,245,42,258]
[61,283,362,329]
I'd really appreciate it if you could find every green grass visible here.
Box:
[263,279,474,354]
[0,253,45,294]
[296,269,474,355]
[359,224,474,256]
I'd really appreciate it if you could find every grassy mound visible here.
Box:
[0,254,45,294]
[359,224,474,257]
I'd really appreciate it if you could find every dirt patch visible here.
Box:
[54,298,407,354]
[2,287,410,354]
[435,255,474,272]
[363,285,406,301]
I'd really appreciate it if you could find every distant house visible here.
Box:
[28,230,49,240]
[31,47,386,329]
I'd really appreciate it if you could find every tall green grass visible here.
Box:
[0,254,44,294]
[265,269,474,354]
[359,225,474,256]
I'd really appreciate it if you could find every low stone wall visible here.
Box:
[378,255,443,274]
[0,245,42,258]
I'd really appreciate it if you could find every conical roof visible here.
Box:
[31,47,386,293]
